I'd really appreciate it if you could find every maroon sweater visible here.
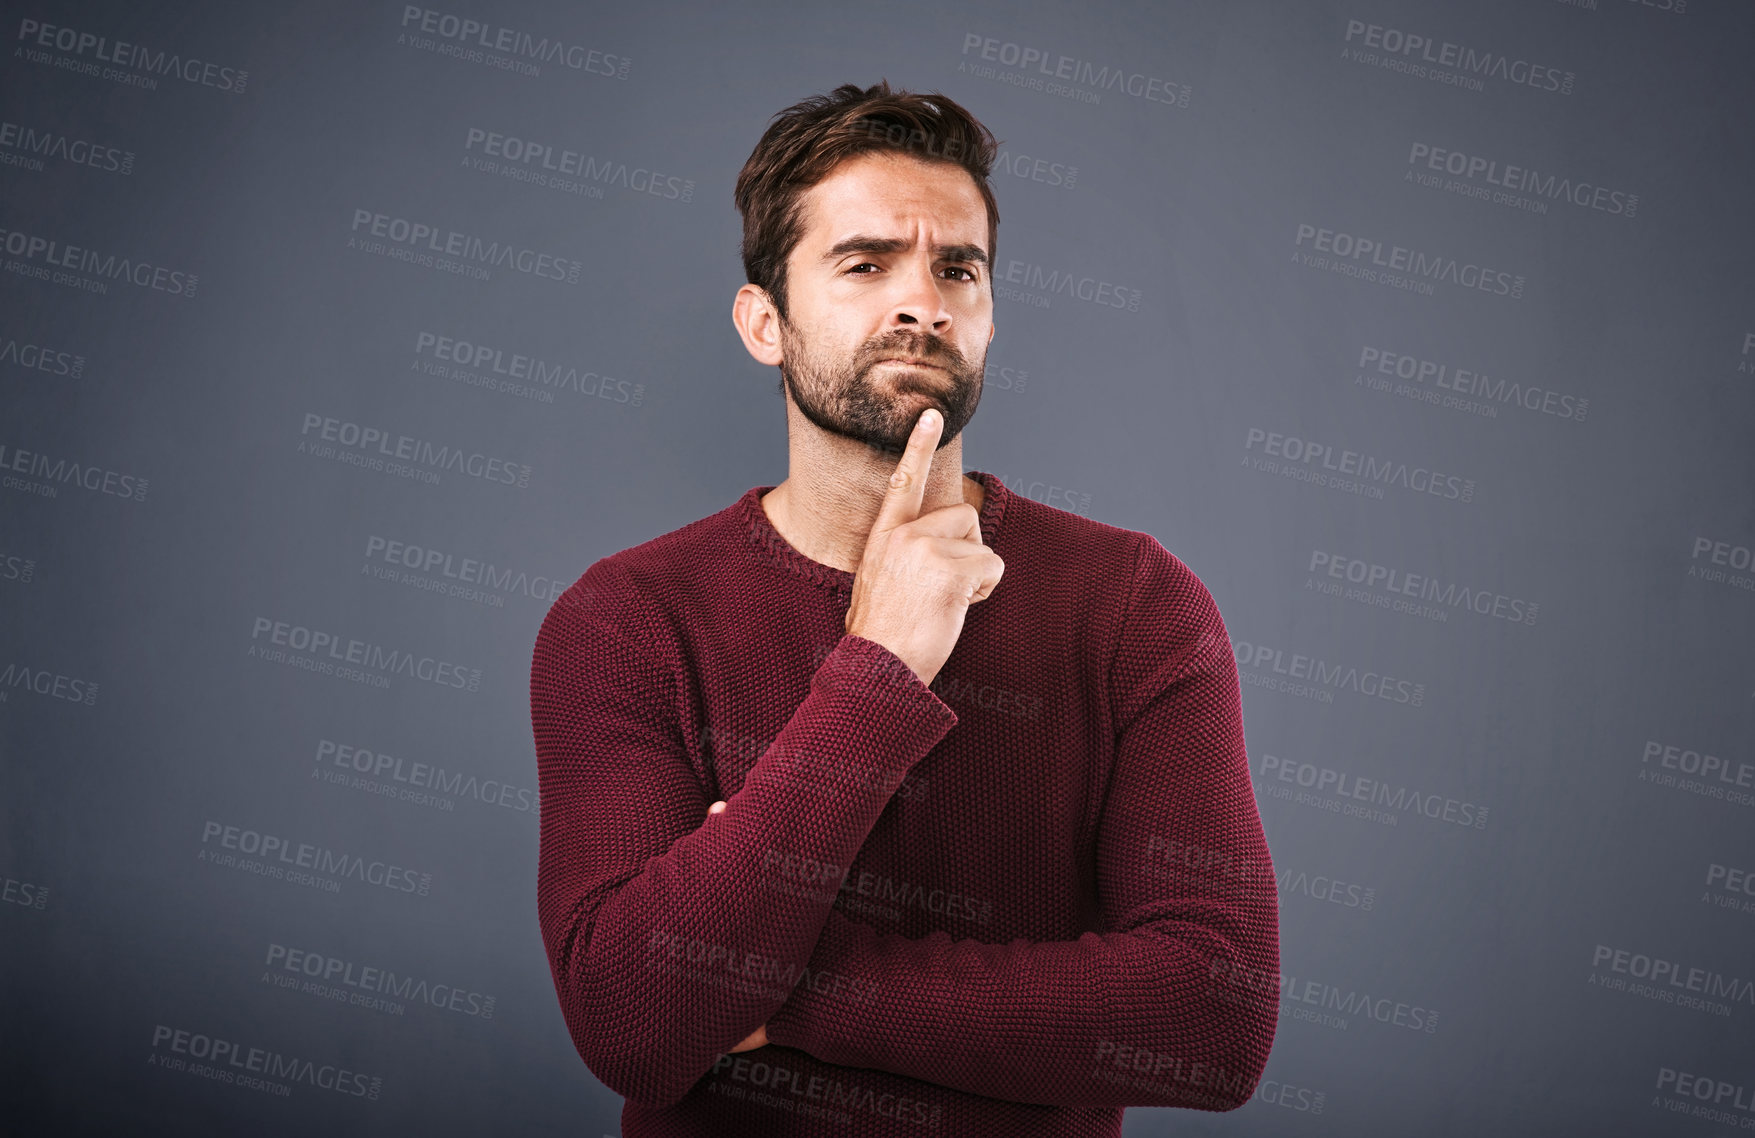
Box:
[530,470,1280,1136]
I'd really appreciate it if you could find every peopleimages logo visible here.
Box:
[1231,636,1427,708]
[1254,754,1488,830]
[1142,835,1272,894]
[462,128,693,202]
[1405,142,1637,219]
[1277,864,1377,913]
[0,661,98,706]
[3,874,50,910]
[413,331,644,407]
[149,1024,380,1100]
[363,533,566,608]
[1209,958,1439,1034]
[263,943,496,1019]
[996,257,1141,311]
[1340,19,1574,96]
[248,615,484,693]
[347,208,582,285]
[298,412,532,489]
[707,1051,941,1128]
[0,225,196,297]
[0,120,133,175]
[0,551,37,584]
[1704,862,1755,916]
[1089,1039,1259,1110]
[1590,944,1754,1017]
[1306,549,1540,627]
[199,820,434,897]
[981,469,1091,516]
[957,32,1190,107]
[1243,427,1477,505]
[1688,536,1755,595]
[1294,222,1525,299]
[1654,1066,1754,1130]
[0,332,85,377]
[1639,739,1755,809]
[1355,346,1589,423]
[15,18,249,93]
[1558,0,1689,15]
[0,440,147,502]
[992,146,1078,190]
[314,737,539,816]
[398,6,630,79]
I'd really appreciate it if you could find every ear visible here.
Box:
[733,284,784,367]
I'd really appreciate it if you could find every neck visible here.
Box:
[761,397,984,575]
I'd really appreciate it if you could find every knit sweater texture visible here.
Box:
[530,470,1280,1137]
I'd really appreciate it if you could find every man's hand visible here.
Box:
[704,798,769,1053]
[843,408,1005,687]
[730,1023,768,1052]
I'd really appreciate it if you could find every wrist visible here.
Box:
[763,994,820,1056]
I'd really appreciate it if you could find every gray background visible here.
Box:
[3,0,1753,1134]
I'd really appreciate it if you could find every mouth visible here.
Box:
[878,357,942,369]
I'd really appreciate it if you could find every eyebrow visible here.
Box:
[820,235,990,268]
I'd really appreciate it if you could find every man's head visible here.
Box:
[732,81,1000,455]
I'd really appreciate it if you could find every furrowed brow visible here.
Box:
[822,235,989,267]
[936,243,989,268]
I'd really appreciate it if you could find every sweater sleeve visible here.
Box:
[531,559,958,1111]
[762,534,1281,1111]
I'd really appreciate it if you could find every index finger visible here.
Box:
[870,407,943,536]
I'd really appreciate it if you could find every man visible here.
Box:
[531,80,1280,1136]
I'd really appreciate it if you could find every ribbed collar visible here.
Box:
[738,469,1012,593]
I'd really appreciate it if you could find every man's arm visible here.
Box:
[531,559,957,1111]
[763,535,1281,1111]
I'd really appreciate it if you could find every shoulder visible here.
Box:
[540,494,745,646]
[1000,488,1228,705]
[993,484,1216,627]
[533,498,749,717]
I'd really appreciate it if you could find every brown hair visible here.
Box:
[734,80,1001,322]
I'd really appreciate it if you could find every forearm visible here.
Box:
[768,560,1281,1111]
[764,900,1279,1110]
[537,633,956,1108]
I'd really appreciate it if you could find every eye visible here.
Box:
[846,262,880,274]
[943,266,977,282]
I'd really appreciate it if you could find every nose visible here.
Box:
[889,259,952,333]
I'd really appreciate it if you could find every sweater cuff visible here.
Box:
[815,633,957,729]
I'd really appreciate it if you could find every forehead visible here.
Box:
[796,151,987,246]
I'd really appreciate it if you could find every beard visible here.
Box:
[778,317,984,457]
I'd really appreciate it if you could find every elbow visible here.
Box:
[1117,1003,1277,1113]
[593,1062,696,1113]
[557,991,704,1111]
[538,894,751,1111]
[541,891,690,1106]
[545,941,725,1113]
[1208,1032,1274,1112]
[1200,996,1279,1112]
[1196,916,1281,1111]
[1140,964,1277,1112]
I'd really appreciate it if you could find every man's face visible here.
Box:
[776,150,993,456]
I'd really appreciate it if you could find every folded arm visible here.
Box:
[764,536,1281,1111]
[532,560,957,1110]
